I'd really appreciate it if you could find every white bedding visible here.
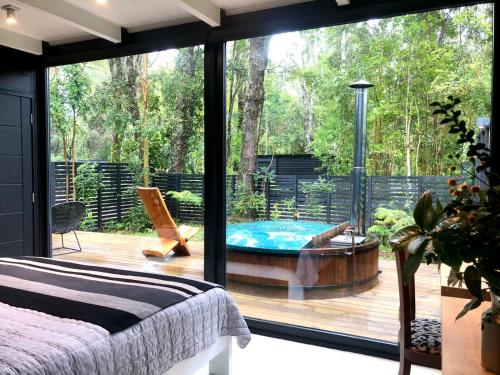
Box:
[0,288,251,375]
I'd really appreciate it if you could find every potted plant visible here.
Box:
[393,96,500,373]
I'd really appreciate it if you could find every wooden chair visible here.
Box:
[395,246,441,375]
[137,187,198,257]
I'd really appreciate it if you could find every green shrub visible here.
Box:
[105,205,152,233]
[271,202,281,220]
[75,162,103,230]
[232,182,267,220]
[167,190,203,206]
[367,207,414,249]
[300,177,334,220]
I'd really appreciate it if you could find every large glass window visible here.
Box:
[225,5,493,342]
[49,46,205,279]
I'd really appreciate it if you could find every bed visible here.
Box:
[0,257,251,375]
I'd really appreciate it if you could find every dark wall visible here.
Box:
[0,70,36,256]
[0,69,35,96]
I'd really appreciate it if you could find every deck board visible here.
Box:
[53,231,440,343]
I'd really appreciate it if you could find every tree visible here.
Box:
[166,46,204,173]
[140,54,150,186]
[238,36,271,196]
[108,56,144,163]
[59,64,90,201]
[50,68,71,201]
[226,40,249,170]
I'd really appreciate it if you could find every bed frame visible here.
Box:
[163,336,232,375]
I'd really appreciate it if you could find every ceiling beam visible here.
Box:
[15,0,122,43]
[172,0,220,27]
[335,0,351,5]
[0,27,43,55]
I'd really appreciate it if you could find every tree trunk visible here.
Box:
[301,82,317,152]
[140,55,150,186]
[404,66,412,177]
[108,56,142,164]
[125,56,143,151]
[170,47,202,174]
[373,117,382,174]
[111,132,122,163]
[71,110,77,201]
[63,136,69,202]
[238,36,271,195]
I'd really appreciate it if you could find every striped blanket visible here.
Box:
[0,257,220,333]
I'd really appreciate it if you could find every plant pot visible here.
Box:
[481,292,500,374]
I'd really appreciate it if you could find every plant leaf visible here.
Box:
[432,109,447,115]
[463,265,482,300]
[435,198,443,218]
[447,265,462,287]
[413,192,433,230]
[402,238,429,285]
[393,225,421,239]
[456,297,482,320]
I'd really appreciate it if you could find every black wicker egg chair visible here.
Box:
[52,201,87,253]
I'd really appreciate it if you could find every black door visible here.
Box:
[0,93,33,256]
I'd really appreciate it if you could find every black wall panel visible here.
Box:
[0,73,34,257]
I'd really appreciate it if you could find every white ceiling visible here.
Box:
[0,0,87,43]
[0,0,316,54]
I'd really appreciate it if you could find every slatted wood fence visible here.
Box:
[51,162,137,231]
[51,162,454,230]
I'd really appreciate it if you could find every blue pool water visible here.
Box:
[226,220,334,254]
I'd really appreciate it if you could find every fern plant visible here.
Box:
[368,207,414,251]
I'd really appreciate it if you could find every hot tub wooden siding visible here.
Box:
[227,239,380,298]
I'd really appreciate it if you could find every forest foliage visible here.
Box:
[50,5,492,184]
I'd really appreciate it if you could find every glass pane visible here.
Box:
[49,46,205,280]
[225,5,493,342]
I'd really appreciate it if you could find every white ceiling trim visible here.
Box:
[14,0,122,43]
[172,0,220,27]
[0,27,42,54]
[335,0,350,5]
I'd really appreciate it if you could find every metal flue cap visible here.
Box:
[349,80,374,89]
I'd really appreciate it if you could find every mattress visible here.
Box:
[0,287,251,375]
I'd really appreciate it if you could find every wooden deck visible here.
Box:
[53,231,441,343]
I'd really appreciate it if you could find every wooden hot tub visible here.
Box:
[227,231,380,299]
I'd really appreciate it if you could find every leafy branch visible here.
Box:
[395,96,500,320]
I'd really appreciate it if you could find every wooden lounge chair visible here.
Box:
[137,187,199,257]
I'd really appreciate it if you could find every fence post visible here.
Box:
[266,179,271,219]
[97,163,103,231]
[176,174,181,220]
[201,174,205,225]
[49,162,55,206]
[163,172,170,202]
[366,176,372,228]
[327,176,332,224]
[295,175,299,214]
[117,163,122,221]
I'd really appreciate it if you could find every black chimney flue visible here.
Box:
[349,80,374,236]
